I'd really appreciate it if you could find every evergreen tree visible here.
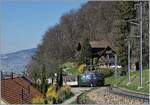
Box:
[130,1,149,69]
[57,68,63,87]
[115,1,136,70]
[40,64,48,96]
[79,38,91,65]
[142,1,149,68]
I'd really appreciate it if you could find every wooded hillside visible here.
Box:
[27,1,149,80]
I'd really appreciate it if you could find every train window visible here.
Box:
[81,74,92,81]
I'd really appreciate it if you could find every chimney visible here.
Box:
[28,85,30,94]
[21,89,24,99]
[11,72,13,79]
[1,71,3,79]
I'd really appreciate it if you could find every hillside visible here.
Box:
[105,69,149,94]
[1,48,36,74]
[27,1,149,80]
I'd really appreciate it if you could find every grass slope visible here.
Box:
[62,62,80,76]
[105,69,149,94]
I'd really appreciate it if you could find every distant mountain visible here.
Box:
[1,48,37,74]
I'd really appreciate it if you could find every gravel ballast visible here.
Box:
[87,87,145,104]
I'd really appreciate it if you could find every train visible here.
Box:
[63,71,105,87]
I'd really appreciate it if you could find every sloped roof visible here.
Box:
[89,40,111,48]
[1,76,42,104]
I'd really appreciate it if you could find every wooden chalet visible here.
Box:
[77,40,116,67]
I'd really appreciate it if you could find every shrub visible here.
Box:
[32,96,45,104]
[78,64,87,74]
[46,85,73,103]
[77,92,94,104]
[98,68,114,77]
[62,85,72,96]
[46,85,58,103]
[77,93,88,104]
[116,68,126,76]
[58,85,73,102]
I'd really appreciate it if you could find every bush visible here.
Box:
[32,96,45,104]
[58,85,73,103]
[46,85,73,103]
[116,68,126,76]
[77,93,88,104]
[78,64,87,74]
[61,85,70,92]
[62,85,72,96]
[46,85,58,103]
[77,92,95,104]
[97,68,114,77]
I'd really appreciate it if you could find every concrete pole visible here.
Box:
[128,40,131,83]
[139,1,143,87]
[114,54,117,86]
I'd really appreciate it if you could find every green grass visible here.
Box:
[69,88,96,104]
[105,69,149,94]
[70,100,76,104]
[65,67,80,76]
[60,92,74,104]
[69,92,89,104]
[62,62,80,76]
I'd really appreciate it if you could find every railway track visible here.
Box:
[63,85,149,104]
[85,86,149,104]
[108,86,149,103]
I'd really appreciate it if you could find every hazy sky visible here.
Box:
[1,0,87,54]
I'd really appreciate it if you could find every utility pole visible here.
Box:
[139,1,143,88]
[127,1,143,88]
[127,39,131,84]
[114,54,117,87]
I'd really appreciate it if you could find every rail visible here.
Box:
[109,86,149,103]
